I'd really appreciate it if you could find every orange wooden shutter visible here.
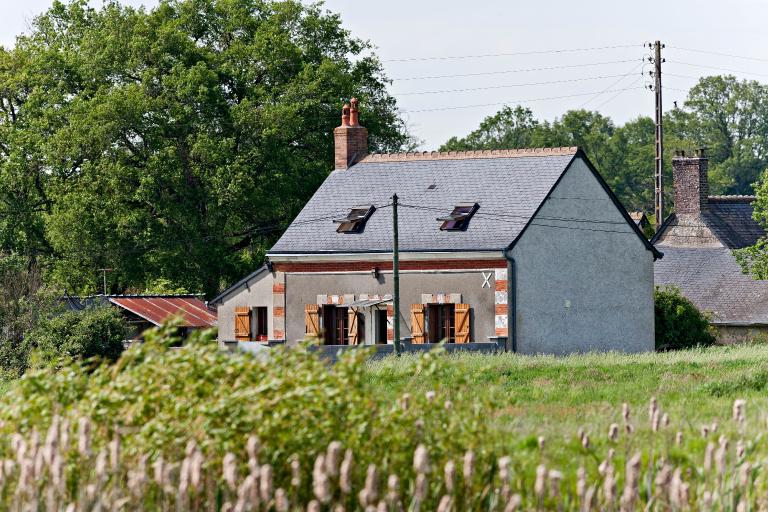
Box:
[455,304,470,343]
[410,304,426,344]
[305,304,320,338]
[348,308,359,345]
[235,307,251,341]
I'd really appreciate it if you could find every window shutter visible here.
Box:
[235,307,251,341]
[410,304,426,344]
[305,304,320,338]
[348,308,359,345]
[455,304,470,343]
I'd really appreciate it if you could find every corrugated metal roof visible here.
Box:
[108,296,217,327]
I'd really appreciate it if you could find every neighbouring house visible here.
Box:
[653,149,768,343]
[211,98,660,354]
[63,294,217,342]
[630,211,653,238]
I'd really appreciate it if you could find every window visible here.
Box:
[322,306,349,345]
[437,203,479,231]
[334,205,375,233]
[427,304,455,343]
[253,307,268,341]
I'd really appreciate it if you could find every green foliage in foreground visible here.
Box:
[3,328,768,508]
[654,285,716,350]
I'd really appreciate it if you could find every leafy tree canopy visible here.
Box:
[441,75,768,213]
[0,0,408,296]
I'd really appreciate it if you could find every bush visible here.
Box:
[655,285,716,350]
[24,305,127,368]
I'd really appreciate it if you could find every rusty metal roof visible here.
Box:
[107,295,217,327]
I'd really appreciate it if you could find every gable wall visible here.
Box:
[510,156,655,354]
[216,271,276,341]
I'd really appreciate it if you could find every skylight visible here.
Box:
[437,203,479,231]
[333,205,375,233]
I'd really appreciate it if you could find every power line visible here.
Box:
[396,72,641,96]
[382,44,641,63]
[668,60,768,78]
[667,46,768,64]
[593,76,646,110]
[400,87,645,114]
[393,59,641,81]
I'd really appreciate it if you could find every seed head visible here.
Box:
[413,444,429,474]
[534,465,546,499]
[414,472,428,503]
[77,417,91,458]
[548,469,562,498]
[704,442,714,472]
[246,436,260,460]
[463,450,475,482]
[444,459,456,493]
[675,431,683,446]
[608,423,619,442]
[504,494,521,512]
[701,425,709,438]
[387,474,400,505]
[326,441,343,477]
[425,390,436,401]
[290,455,302,489]
[437,495,452,512]
[275,488,289,512]
[733,399,746,424]
[364,464,379,504]
[739,462,751,487]
[622,402,630,423]
[648,396,658,422]
[222,453,238,490]
[259,464,274,503]
[340,449,353,494]
[537,436,545,450]
[736,439,745,459]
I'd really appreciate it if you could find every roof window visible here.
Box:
[437,203,479,231]
[334,205,375,233]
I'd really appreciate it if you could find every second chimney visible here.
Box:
[672,148,709,215]
[334,97,368,170]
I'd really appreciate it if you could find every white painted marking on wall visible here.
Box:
[482,272,492,288]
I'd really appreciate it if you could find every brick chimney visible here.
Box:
[672,148,709,214]
[334,97,368,169]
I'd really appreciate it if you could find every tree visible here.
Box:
[654,286,716,350]
[0,0,408,296]
[24,305,127,368]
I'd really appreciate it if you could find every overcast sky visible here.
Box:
[3,0,768,149]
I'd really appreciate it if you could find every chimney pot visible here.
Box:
[334,97,368,170]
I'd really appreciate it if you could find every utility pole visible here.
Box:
[98,268,113,296]
[652,40,665,230]
[392,194,401,356]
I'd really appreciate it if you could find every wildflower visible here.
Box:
[537,436,545,450]
[622,402,630,423]
[340,449,353,494]
[654,463,671,498]
[260,464,274,503]
[326,441,343,478]
[387,474,400,506]
[701,425,710,438]
[444,460,456,493]
[603,464,616,507]
[413,444,429,474]
[534,465,547,499]
[676,431,683,445]
[414,472,428,503]
[307,500,321,512]
[95,448,108,481]
[661,412,669,428]
[581,433,590,450]
[444,400,453,410]
[739,462,751,487]
[400,393,411,411]
[504,494,521,512]
[275,488,289,512]
[463,450,475,482]
[620,452,641,510]
[313,455,330,504]
[437,495,452,512]
[607,423,619,442]
[733,399,746,424]
[576,466,586,501]
[77,417,91,458]
[291,455,302,489]
[190,449,203,489]
[711,420,718,433]
[425,390,436,401]
[736,439,745,459]
[548,469,562,498]
[649,396,658,422]
[222,453,238,491]
[246,436,260,461]
[704,442,714,472]
[364,464,379,505]
[715,442,727,478]
[651,408,660,432]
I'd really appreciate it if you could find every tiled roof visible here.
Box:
[269,151,579,254]
[654,247,768,325]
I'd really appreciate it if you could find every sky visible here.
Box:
[3,0,768,149]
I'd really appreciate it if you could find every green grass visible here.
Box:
[365,344,768,459]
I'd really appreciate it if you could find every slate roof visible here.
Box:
[269,148,659,256]
[655,247,768,325]
[703,197,764,248]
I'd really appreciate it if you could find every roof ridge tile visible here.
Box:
[360,146,579,163]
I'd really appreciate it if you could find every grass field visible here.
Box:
[366,344,768,468]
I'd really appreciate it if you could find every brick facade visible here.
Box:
[333,98,368,169]
[272,259,507,273]
[672,152,709,214]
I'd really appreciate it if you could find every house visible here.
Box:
[629,211,654,238]
[653,149,768,343]
[211,98,660,354]
[63,294,217,342]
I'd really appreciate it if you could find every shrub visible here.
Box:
[655,285,716,350]
[24,305,127,368]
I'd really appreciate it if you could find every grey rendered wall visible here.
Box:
[510,157,655,354]
[216,272,275,341]
[284,270,497,345]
